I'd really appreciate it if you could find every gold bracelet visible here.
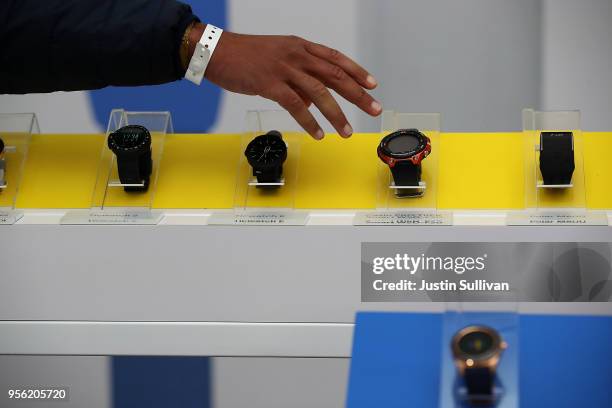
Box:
[180,22,196,70]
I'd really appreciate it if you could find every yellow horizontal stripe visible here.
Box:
[5,132,610,210]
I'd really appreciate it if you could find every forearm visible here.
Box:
[0,0,197,94]
[0,0,380,139]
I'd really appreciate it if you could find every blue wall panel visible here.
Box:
[112,356,211,408]
[89,1,227,132]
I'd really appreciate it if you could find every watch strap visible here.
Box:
[184,24,223,85]
[464,367,495,404]
[116,150,152,192]
[390,162,423,198]
[464,367,494,396]
[391,161,422,187]
[0,158,5,187]
[254,165,283,184]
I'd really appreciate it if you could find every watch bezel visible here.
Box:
[377,129,431,168]
[451,325,505,375]
[245,131,288,169]
[107,125,152,155]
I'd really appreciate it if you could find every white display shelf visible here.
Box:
[1,221,612,357]
[9,208,612,226]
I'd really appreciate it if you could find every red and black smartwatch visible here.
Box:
[377,129,431,197]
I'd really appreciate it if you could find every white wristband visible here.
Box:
[184,24,224,86]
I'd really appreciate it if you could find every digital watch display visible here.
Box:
[539,131,575,185]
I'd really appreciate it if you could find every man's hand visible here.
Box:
[200,30,382,139]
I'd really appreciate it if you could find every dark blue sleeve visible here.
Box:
[0,0,199,94]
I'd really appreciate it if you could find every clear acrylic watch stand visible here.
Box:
[209,110,307,225]
[439,297,519,408]
[61,109,171,225]
[507,109,606,225]
[0,113,38,225]
[524,109,582,194]
[355,111,451,225]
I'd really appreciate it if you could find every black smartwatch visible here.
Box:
[107,125,152,192]
[0,137,5,188]
[377,129,431,198]
[539,131,575,185]
[452,326,506,406]
[244,130,288,186]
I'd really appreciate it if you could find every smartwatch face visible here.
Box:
[458,330,495,357]
[380,129,428,158]
[387,134,420,153]
[453,325,502,362]
[541,131,573,152]
[245,133,287,167]
[108,126,151,152]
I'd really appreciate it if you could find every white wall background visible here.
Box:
[541,0,612,130]
[0,1,610,408]
[2,1,611,133]
[357,0,543,132]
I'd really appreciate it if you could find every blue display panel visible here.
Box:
[347,312,612,408]
[90,1,227,133]
[112,356,211,408]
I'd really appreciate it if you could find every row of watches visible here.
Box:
[101,127,575,194]
[245,129,433,195]
[106,127,291,192]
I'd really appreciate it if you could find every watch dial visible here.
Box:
[108,125,151,153]
[458,330,495,357]
[114,127,148,149]
[379,129,428,159]
[246,134,287,165]
[387,134,420,153]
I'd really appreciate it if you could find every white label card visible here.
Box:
[354,211,453,226]
[0,210,23,225]
[208,211,309,226]
[507,212,609,226]
[60,210,163,225]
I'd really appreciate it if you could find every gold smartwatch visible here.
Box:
[451,325,507,406]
